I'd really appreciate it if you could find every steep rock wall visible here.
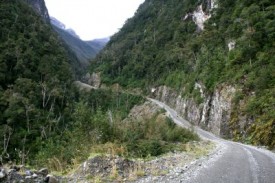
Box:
[151,84,237,137]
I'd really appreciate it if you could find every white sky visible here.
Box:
[44,0,145,41]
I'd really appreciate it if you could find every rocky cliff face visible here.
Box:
[183,0,217,30]
[24,0,50,22]
[151,84,239,138]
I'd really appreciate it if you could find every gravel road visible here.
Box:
[149,98,275,183]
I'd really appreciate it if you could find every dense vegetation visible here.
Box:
[36,90,198,171]
[0,0,75,164]
[0,0,199,169]
[91,0,275,148]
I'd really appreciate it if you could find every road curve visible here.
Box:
[149,98,275,183]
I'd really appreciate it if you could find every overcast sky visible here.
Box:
[44,0,145,41]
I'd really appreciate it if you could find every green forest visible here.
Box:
[92,0,275,148]
[0,0,198,170]
[0,0,274,175]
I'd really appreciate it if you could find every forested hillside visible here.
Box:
[0,0,75,163]
[91,0,275,148]
[0,0,198,169]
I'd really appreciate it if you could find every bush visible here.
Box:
[127,140,164,158]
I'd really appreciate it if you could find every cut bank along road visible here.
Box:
[149,98,275,183]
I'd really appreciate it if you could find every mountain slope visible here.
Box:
[50,17,108,69]
[91,0,275,148]
[86,38,110,52]
[0,0,75,162]
[0,0,180,169]
[52,24,97,67]
[24,0,50,22]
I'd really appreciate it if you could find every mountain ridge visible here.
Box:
[24,0,50,22]
[50,17,109,70]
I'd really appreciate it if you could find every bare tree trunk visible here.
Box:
[108,110,113,126]
[25,106,30,133]
[40,82,53,108]
[20,135,30,166]
[2,126,12,159]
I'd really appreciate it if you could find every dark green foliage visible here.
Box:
[0,0,74,163]
[91,0,200,88]
[127,140,163,158]
[119,115,199,158]
[91,0,275,148]
[86,89,145,118]
[0,0,198,169]
[35,90,198,167]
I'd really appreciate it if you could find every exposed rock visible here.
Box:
[7,169,23,183]
[0,166,52,183]
[152,85,201,125]
[192,4,211,30]
[71,155,135,180]
[85,72,101,88]
[152,84,238,137]
[183,0,218,31]
[67,142,214,182]
[24,0,50,22]
[38,168,49,176]
[32,173,38,179]
[0,168,6,179]
[90,72,101,88]
[45,175,59,183]
[208,85,236,136]
[228,40,236,51]
[50,17,65,29]
[9,165,21,172]
[25,170,32,176]
[125,101,162,122]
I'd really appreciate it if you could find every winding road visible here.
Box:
[149,98,275,183]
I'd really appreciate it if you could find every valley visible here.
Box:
[0,0,274,182]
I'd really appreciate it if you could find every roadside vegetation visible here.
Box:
[0,1,199,173]
[35,89,199,172]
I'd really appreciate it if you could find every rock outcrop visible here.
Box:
[83,72,101,89]
[24,0,50,22]
[183,0,218,30]
[151,84,238,138]
[0,166,59,183]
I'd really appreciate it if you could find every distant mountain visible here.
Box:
[86,38,110,53]
[50,16,66,29]
[50,17,108,69]
[50,17,80,39]
[67,28,80,39]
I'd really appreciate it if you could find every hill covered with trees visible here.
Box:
[91,0,275,148]
[0,0,198,169]
[0,0,76,164]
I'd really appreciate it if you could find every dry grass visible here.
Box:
[47,156,63,173]
[90,143,128,157]
[128,162,145,181]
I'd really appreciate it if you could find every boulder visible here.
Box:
[38,168,49,176]
[44,175,58,183]
[0,168,6,179]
